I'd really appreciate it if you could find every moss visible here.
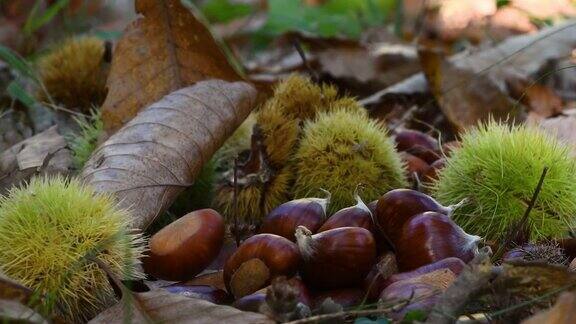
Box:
[434,122,576,242]
[68,109,104,169]
[293,109,407,213]
[0,176,145,322]
[38,36,109,111]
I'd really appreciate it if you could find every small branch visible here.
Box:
[284,305,399,324]
[292,39,320,82]
[493,167,548,262]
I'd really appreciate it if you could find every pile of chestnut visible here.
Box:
[395,128,458,183]
[142,188,482,319]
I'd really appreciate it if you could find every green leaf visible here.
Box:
[201,0,253,23]
[401,310,427,323]
[23,0,70,36]
[0,45,37,81]
[6,81,38,109]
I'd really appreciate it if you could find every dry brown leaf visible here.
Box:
[0,126,72,195]
[0,274,32,304]
[101,0,243,133]
[507,76,563,117]
[82,80,256,230]
[522,292,576,324]
[89,288,273,324]
[419,49,523,131]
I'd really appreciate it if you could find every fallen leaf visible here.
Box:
[0,274,32,304]
[506,76,563,117]
[82,80,257,230]
[511,0,576,20]
[419,48,523,131]
[89,288,273,324]
[0,300,48,324]
[363,21,576,127]
[0,126,72,195]
[522,292,576,324]
[101,0,243,133]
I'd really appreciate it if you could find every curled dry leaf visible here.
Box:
[363,21,576,123]
[82,80,257,230]
[419,48,523,132]
[89,288,273,324]
[0,126,72,195]
[101,0,243,133]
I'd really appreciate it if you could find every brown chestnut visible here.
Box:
[396,212,480,271]
[382,257,465,289]
[375,189,451,245]
[318,192,375,234]
[395,129,438,152]
[423,158,446,183]
[233,292,266,312]
[400,152,431,179]
[295,226,377,290]
[363,252,398,301]
[143,209,224,281]
[380,266,457,320]
[224,234,301,298]
[164,284,231,304]
[260,193,330,241]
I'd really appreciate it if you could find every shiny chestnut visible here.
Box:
[395,212,480,271]
[143,209,224,281]
[224,234,301,298]
[260,194,329,241]
[375,189,451,245]
[296,226,377,289]
[318,192,375,233]
[395,129,439,152]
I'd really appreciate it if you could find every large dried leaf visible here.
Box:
[81,80,256,230]
[0,126,72,195]
[419,49,523,131]
[363,21,576,121]
[89,288,273,324]
[101,0,243,133]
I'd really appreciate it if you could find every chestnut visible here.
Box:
[441,140,461,156]
[363,252,398,301]
[143,209,224,281]
[400,152,430,179]
[423,158,446,183]
[233,292,266,312]
[224,234,301,298]
[375,189,451,245]
[382,257,465,289]
[380,266,457,320]
[295,226,377,289]
[395,212,481,271]
[164,284,231,304]
[260,193,330,241]
[318,191,375,234]
[395,129,438,152]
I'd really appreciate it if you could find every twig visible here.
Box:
[292,39,320,82]
[284,306,397,324]
[492,167,548,262]
[232,157,241,247]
